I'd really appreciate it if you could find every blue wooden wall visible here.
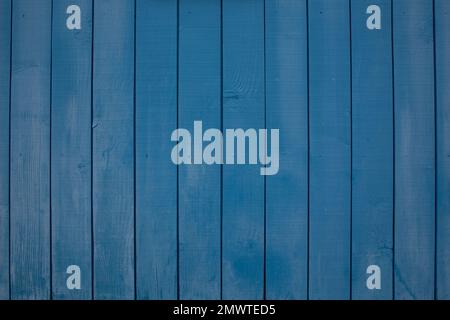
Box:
[0,0,449,300]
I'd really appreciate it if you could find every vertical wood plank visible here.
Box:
[222,0,265,299]
[308,0,351,300]
[351,0,393,299]
[10,0,52,300]
[265,0,308,300]
[93,0,134,299]
[0,0,11,300]
[178,0,221,299]
[136,0,178,300]
[436,0,450,300]
[51,0,92,299]
[393,0,435,300]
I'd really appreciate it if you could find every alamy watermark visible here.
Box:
[171,121,279,176]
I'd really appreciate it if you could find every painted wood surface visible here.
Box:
[308,0,351,299]
[265,0,308,300]
[436,0,450,300]
[393,0,435,300]
[178,0,222,300]
[351,0,393,300]
[10,0,52,300]
[135,0,178,300]
[0,0,11,300]
[92,0,135,299]
[222,0,265,300]
[51,0,92,300]
[0,0,448,300]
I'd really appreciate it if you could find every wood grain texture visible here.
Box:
[92,0,134,299]
[222,0,265,299]
[0,0,11,300]
[308,0,351,300]
[178,0,221,299]
[393,0,435,300]
[436,0,450,300]
[351,0,393,299]
[51,0,92,300]
[10,0,52,300]
[265,0,308,300]
[1,0,448,300]
[136,0,178,300]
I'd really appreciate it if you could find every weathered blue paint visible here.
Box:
[351,0,393,300]
[10,0,52,300]
[393,0,435,300]
[436,0,450,301]
[0,0,11,300]
[178,0,222,300]
[135,0,178,300]
[0,0,448,301]
[92,0,135,299]
[265,0,308,300]
[51,0,92,300]
[222,0,265,300]
[308,0,351,300]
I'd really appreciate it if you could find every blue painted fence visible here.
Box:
[0,0,449,300]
